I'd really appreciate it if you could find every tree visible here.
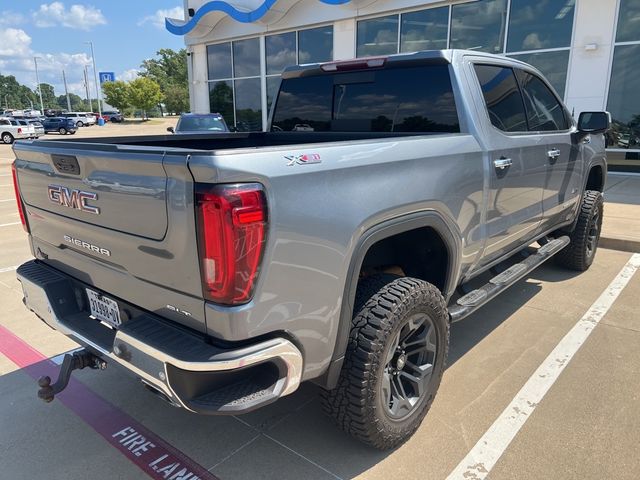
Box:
[38,83,57,109]
[128,77,163,119]
[0,74,38,109]
[102,81,131,113]
[140,48,188,92]
[163,83,189,114]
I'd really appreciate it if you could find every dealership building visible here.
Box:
[167,0,640,169]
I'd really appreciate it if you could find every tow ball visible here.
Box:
[37,349,107,403]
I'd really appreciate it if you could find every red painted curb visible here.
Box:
[0,324,219,480]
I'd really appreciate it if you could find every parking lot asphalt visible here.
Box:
[1,127,640,479]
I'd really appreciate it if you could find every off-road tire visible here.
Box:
[555,190,603,271]
[2,132,14,144]
[321,275,449,450]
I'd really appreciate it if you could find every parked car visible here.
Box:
[61,112,95,127]
[101,111,124,123]
[41,117,78,135]
[167,113,229,134]
[26,120,45,137]
[14,119,39,138]
[0,117,33,143]
[12,50,609,449]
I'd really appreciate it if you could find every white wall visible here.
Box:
[565,0,618,115]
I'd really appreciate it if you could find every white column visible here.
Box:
[565,0,618,115]
[333,18,356,60]
[190,43,210,114]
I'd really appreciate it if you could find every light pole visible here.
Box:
[33,57,44,113]
[62,70,72,111]
[85,41,102,117]
[83,65,93,112]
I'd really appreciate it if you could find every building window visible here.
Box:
[208,80,234,124]
[357,15,399,57]
[400,7,449,52]
[298,26,333,63]
[509,50,570,98]
[206,42,232,80]
[450,0,508,54]
[615,0,640,42]
[507,0,575,52]
[606,0,640,151]
[266,32,296,75]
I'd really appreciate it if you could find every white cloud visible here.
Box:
[32,2,106,31]
[0,28,33,57]
[0,11,26,26]
[138,6,184,29]
[119,68,139,82]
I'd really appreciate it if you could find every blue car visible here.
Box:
[42,117,78,135]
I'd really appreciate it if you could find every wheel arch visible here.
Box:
[318,211,461,390]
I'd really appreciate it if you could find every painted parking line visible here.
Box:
[0,265,19,273]
[446,253,640,480]
[0,222,20,227]
[0,198,14,202]
[0,324,219,480]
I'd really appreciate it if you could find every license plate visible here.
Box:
[86,288,121,328]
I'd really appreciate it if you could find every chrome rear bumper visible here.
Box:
[17,260,303,414]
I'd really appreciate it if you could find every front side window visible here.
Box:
[508,50,570,98]
[272,64,459,133]
[474,64,527,132]
[517,70,568,131]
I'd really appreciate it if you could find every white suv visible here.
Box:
[61,112,95,127]
[0,118,33,144]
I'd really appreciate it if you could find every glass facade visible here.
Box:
[207,26,333,130]
[356,0,574,100]
[607,0,640,152]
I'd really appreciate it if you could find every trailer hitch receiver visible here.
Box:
[37,349,107,403]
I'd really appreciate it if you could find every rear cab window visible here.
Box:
[271,64,460,133]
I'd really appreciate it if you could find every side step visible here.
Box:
[448,236,570,323]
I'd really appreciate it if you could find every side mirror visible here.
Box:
[577,111,611,134]
[167,126,175,134]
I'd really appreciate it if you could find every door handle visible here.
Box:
[493,157,512,170]
[547,148,561,162]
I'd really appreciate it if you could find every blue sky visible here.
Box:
[0,1,185,98]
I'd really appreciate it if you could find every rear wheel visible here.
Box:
[59,127,67,135]
[555,190,603,271]
[76,121,84,127]
[321,275,449,449]
[2,132,13,144]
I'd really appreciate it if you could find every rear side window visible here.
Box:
[516,70,569,131]
[272,64,460,133]
[474,64,527,132]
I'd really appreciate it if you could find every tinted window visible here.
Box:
[400,7,449,53]
[234,78,262,131]
[517,70,568,131]
[509,50,570,98]
[266,32,296,75]
[177,116,227,132]
[272,65,459,133]
[233,38,260,77]
[209,80,234,126]
[616,0,640,42]
[356,16,399,57]
[507,0,575,52]
[298,26,333,63]
[450,0,507,54]
[207,43,232,80]
[474,65,527,132]
[607,44,640,149]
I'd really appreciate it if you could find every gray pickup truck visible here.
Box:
[12,50,609,449]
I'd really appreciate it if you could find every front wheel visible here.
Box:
[321,275,449,449]
[76,121,84,127]
[555,190,604,271]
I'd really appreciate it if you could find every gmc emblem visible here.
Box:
[47,185,100,215]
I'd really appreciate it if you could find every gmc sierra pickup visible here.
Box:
[12,50,609,449]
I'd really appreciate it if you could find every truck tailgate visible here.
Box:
[12,141,207,332]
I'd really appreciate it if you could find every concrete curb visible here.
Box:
[599,236,640,253]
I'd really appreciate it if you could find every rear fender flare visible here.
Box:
[320,211,461,389]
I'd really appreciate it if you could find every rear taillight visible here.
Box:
[196,183,267,305]
[11,162,29,232]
